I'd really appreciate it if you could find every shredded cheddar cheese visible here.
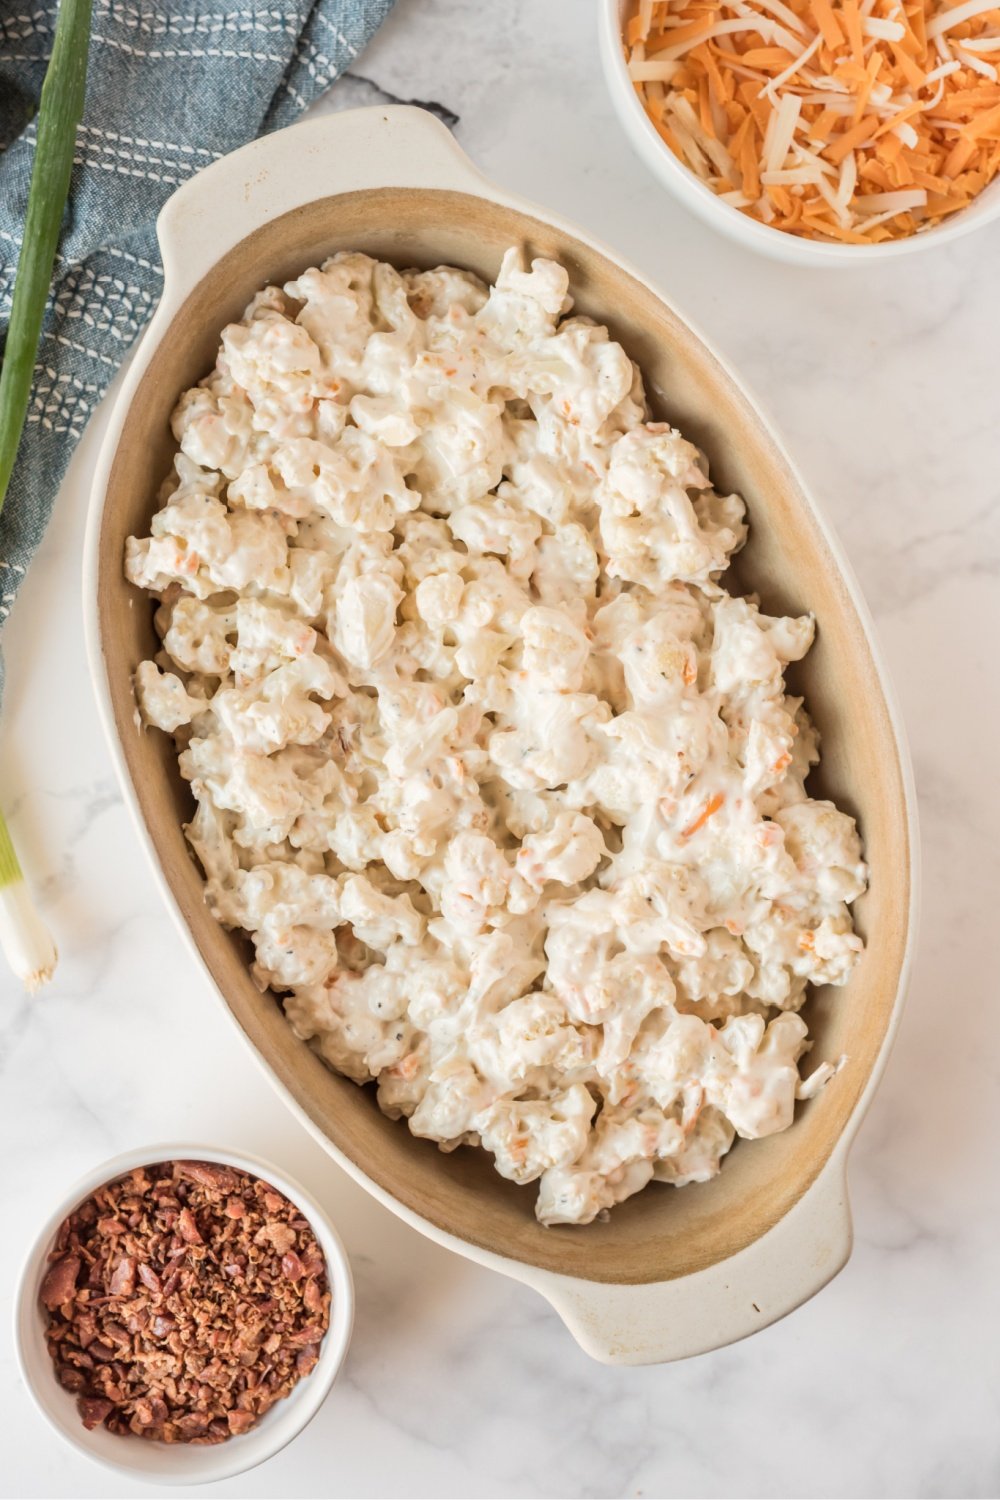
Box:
[624,0,1000,240]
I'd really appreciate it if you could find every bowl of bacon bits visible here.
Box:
[14,1146,354,1484]
[600,0,1000,260]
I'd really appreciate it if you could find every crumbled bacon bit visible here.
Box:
[261,1221,297,1255]
[281,1251,306,1281]
[40,1161,331,1445]
[109,1257,136,1296]
[175,1160,239,1193]
[79,1397,114,1430]
[176,1208,202,1245]
[40,1254,81,1310]
[137,1263,162,1294]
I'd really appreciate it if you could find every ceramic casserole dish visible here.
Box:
[84,105,918,1365]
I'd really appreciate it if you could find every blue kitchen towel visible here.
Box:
[0,0,395,646]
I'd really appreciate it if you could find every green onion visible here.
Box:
[0,0,93,514]
[0,0,92,989]
[0,808,56,991]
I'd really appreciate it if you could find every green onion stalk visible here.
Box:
[0,0,92,989]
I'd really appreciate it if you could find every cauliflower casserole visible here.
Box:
[125,248,867,1226]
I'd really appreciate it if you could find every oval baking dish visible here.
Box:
[84,106,918,1365]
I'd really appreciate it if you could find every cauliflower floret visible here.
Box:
[489,690,609,790]
[653,1106,736,1186]
[775,800,868,907]
[220,861,342,935]
[513,810,606,892]
[519,606,591,692]
[449,496,541,579]
[711,1012,811,1139]
[409,387,504,513]
[213,654,343,754]
[404,264,489,319]
[673,927,755,1019]
[600,424,745,587]
[160,595,235,675]
[284,254,377,379]
[195,748,305,847]
[332,571,403,670]
[253,924,340,990]
[544,894,676,1030]
[438,831,511,933]
[414,571,465,626]
[611,862,708,960]
[349,393,420,447]
[409,1055,497,1146]
[468,990,595,1089]
[596,954,677,1075]
[376,1034,433,1119]
[288,548,335,619]
[478,1084,596,1185]
[134,660,204,733]
[713,596,791,695]
[289,963,414,1085]
[478,248,570,345]
[271,431,416,532]
[339,874,424,950]
[537,1095,691,1225]
[521,320,634,433]
[619,613,699,708]
[172,384,253,477]
[222,310,323,396]
[531,524,599,608]
[230,598,317,683]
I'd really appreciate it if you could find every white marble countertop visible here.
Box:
[2,2,998,1495]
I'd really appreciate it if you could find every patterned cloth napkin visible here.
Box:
[0,0,395,650]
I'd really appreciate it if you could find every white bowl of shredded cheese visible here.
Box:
[600,0,1000,262]
[85,106,918,1363]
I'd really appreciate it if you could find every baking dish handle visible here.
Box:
[155,106,489,293]
[527,1154,853,1366]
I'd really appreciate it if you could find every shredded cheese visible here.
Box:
[624,0,1000,241]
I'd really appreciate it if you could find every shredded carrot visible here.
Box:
[623,0,1000,242]
[680,793,725,840]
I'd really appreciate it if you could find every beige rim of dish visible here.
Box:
[83,106,919,1366]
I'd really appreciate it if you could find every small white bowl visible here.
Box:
[598,0,1000,265]
[14,1144,354,1486]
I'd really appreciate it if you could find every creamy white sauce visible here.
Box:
[126,249,866,1226]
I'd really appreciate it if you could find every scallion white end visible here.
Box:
[0,809,56,991]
